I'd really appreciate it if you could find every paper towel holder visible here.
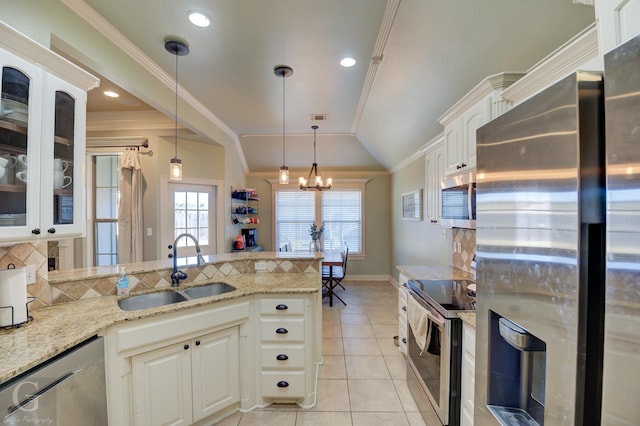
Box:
[0,297,35,328]
[0,263,35,328]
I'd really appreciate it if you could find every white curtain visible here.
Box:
[118,149,143,263]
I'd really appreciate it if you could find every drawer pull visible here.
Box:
[402,338,407,344]
[275,304,288,310]
[402,283,407,288]
[276,354,289,361]
[277,381,289,388]
[195,340,201,346]
[276,328,288,334]
[402,306,407,312]
[184,344,190,350]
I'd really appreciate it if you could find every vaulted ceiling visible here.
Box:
[78,0,594,173]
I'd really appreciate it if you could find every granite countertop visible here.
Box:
[397,265,477,329]
[396,264,474,281]
[458,312,476,329]
[0,272,319,384]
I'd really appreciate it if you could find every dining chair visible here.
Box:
[322,243,348,305]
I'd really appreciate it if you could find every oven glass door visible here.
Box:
[408,291,451,424]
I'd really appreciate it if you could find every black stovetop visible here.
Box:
[408,279,476,318]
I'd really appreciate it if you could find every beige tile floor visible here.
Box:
[216,281,430,426]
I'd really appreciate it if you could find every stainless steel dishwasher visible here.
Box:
[0,336,107,425]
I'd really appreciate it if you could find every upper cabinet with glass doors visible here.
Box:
[0,22,99,243]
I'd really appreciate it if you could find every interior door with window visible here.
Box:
[168,183,217,258]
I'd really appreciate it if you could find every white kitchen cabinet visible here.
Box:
[397,273,409,356]
[439,73,523,178]
[258,297,317,404]
[105,301,250,426]
[595,0,640,56]
[424,141,445,225]
[0,22,98,243]
[131,327,239,426]
[461,321,476,426]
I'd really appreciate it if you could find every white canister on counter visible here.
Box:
[0,266,28,326]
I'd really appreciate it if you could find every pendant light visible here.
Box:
[165,39,189,181]
[299,125,332,191]
[274,65,293,184]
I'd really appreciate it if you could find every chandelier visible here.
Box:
[299,125,332,191]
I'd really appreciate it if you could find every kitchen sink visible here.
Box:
[118,283,236,311]
[118,291,188,311]
[182,282,236,299]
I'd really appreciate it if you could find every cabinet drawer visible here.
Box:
[260,318,305,342]
[261,371,306,398]
[260,299,305,315]
[398,288,408,313]
[261,345,305,369]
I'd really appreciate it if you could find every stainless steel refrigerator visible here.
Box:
[601,34,640,425]
[473,33,640,426]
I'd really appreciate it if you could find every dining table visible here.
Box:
[322,251,345,307]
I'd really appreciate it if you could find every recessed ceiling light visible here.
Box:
[188,10,211,27]
[340,57,356,68]
[104,90,119,98]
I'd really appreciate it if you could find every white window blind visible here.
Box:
[275,191,315,252]
[322,190,362,253]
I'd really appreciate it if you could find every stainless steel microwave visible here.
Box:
[441,171,476,229]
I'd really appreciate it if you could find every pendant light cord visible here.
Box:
[282,72,286,167]
[174,51,179,159]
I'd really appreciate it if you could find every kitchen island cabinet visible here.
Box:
[130,325,240,425]
[104,291,321,425]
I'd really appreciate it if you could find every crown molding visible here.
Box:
[390,133,444,174]
[502,23,599,104]
[0,20,99,90]
[437,72,524,126]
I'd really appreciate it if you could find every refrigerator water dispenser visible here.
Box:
[487,311,546,425]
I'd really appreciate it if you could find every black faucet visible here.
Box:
[168,233,204,286]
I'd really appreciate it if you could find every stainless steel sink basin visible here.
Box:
[118,291,188,311]
[182,282,236,299]
[118,283,236,311]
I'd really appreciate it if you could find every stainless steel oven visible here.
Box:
[406,279,475,426]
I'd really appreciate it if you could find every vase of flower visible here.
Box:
[309,223,324,252]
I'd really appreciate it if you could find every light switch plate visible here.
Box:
[26,265,36,284]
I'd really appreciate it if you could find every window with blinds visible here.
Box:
[322,190,362,253]
[275,191,315,252]
[275,188,363,254]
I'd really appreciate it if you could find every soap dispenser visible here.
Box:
[117,267,129,295]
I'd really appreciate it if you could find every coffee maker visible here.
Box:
[241,228,257,247]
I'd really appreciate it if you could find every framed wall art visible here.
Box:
[402,189,422,221]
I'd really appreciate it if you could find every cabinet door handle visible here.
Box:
[276,328,288,334]
[276,381,289,388]
[276,354,289,361]
[31,228,41,235]
[184,344,190,350]
[275,304,288,310]
[402,338,407,344]
[402,306,407,312]
[195,340,201,346]
[402,283,407,288]
[47,227,56,234]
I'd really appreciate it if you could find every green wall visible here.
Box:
[390,152,452,282]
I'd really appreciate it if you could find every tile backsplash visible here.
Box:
[0,242,50,309]
[452,228,476,273]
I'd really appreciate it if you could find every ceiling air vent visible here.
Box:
[310,114,328,121]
